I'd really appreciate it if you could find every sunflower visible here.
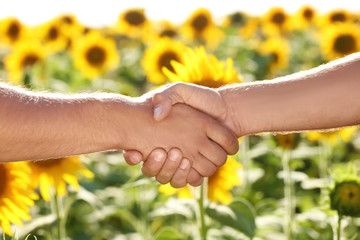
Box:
[145,20,180,43]
[273,133,301,150]
[142,38,186,84]
[320,23,360,60]
[330,180,360,217]
[35,19,68,54]
[306,126,358,145]
[181,8,224,48]
[164,46,242,88]
[258,37,290,76]
[116,9,150,39]
[223,12,248,28]
[262,7,291,36]
[291,5,317,30]
[319,9,353,26]
[5,39,48,84]
[0,163,38,236]
[159,156,242,204]
[27,156,94,201]
[239,17,261,39]
[72,31,119,79]
[0,17,27,46]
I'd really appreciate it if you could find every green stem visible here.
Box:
[320,142,331,197]
[52,192,65,240]
[336,214,342,240]
[241,137,251,192]
[281,149,294,240]
[197,184,207,240]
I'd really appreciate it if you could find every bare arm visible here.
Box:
[221,52,360,136]
[149,52,360,136]
[0,83,137,162]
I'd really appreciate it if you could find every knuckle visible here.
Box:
[170,180,186,189]
[202,164,217,177]
[156,175,169,185]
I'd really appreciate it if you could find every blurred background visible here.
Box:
[1,1,360,240]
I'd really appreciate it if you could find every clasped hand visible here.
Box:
[124,83,239,188]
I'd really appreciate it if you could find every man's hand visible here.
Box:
[121,100,239,188]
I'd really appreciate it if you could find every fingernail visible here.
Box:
[153,105,162,120]
[154,151,165,162]
[130,154,141,164]
[169,150,180,161]
[180,159,190,170]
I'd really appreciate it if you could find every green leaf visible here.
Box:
[206,199,256,238]
[155,227,184,240]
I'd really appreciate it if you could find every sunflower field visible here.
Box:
[1,5,360,240]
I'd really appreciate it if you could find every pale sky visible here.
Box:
[1,0,360,27]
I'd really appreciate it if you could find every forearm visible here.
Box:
[0,84,136,162]
[220,52,360,136]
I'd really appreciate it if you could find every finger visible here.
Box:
[205,119,239,155]
[141,148,167,178]
[187,169,204,187]
[156,148,183,184]
[170,158,191,188]
[192,154,217,177]
[153,92,173,121]
[123,150,143,165]
[200,139,228,168]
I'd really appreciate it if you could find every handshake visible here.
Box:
[123,83,243,189]
[2,52,358,189]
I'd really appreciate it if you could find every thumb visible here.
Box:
[152,82,221,121]
[123,150,144,165]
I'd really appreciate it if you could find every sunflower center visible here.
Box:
[271,12,286,26]
[47,26,59,41]
[160,29,177,38]
[0,165,6,196]
[334,34,356,55]
[271,53,279,63]
[331,13,346,23]
[22,54,39,68]
[62,16,73,25]
[230,12,245,25]
[191,14,209,32]
[31,158,63,168]
[158,51,180,73]
[7,22,20,41]
[86,46,107,66]
[124,11,146,26]
[303,9,314,21]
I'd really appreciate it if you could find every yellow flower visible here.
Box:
[116,9,150,39]
[5,39,48,84]
[291,5,317,30]
[239,17,260,39]
[142,38,186,84]
[159,156,242,204]
[262,7,291,36]
[319,9,353,26]
[72,31,119,79]
[181,8,224,48]
[27,156,94,201]
[0,163,38,236]
[258,37,290,76]
[223,12,248,28]
[320,23,360,61]
[307,126,358,144]
[152,20,179,40]
[164,46,242,88]
[0,17,27,47]
[35,19,68,54]
[274,133,300,150]
[330,180,360,217]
